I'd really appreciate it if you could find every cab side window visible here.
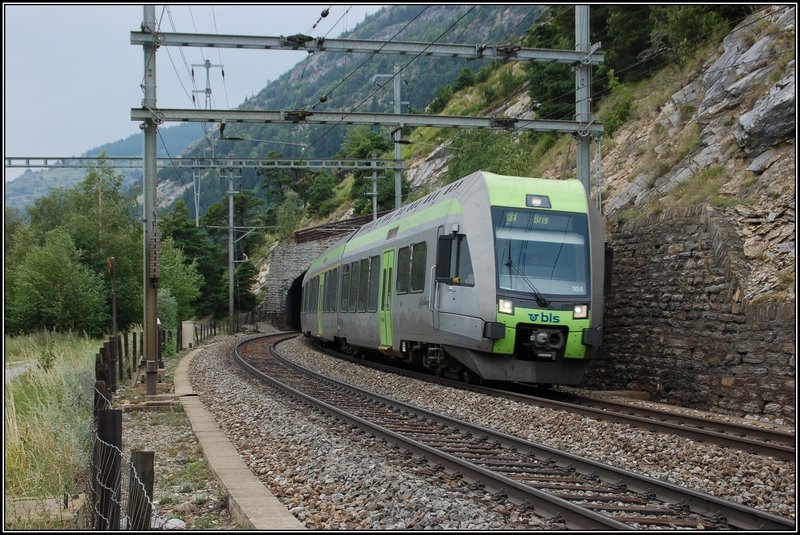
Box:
[436,234,474,286]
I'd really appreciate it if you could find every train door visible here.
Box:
[317,273,325,336]
[434,225,478,336]
[431,226,445,330]
[379,249,394,349]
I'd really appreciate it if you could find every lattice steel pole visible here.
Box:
[141,5,159,395]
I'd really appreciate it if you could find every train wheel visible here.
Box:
[461,369,479,384]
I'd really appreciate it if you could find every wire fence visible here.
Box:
[88,416,156,530]
[82,324,172,530]
[84,336,158,531]
[80,314,256,529]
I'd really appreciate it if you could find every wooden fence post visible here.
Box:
[107,337,118,393]
[132,333,137,370]
[123,332,131,380]
[94,409,122,530]
[127,450,154,530]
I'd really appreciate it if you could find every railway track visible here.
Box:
[312,340,795,461]
[236,334,794,531]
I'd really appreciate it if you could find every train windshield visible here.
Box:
[492,208,590,298]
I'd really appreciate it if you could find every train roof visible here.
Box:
[305,171,588,276]
[353,171,588,238]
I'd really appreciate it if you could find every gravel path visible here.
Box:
[186,331,795,528]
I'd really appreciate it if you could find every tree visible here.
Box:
[4,207,26,251]
[445,130,534,183]
[307,171,336,217]
[160,199,210,260]
[276,190,304,238]
[234,260,258,312]
[5,228,108,337]
[159,237,203,322]
[157,287,180,357]
[339,126,393,215]
[524,6,574,121]
[18,162,143,332]
[161,199,228,319]
[649,6,732,66]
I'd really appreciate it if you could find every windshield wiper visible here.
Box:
[504,259,550,308]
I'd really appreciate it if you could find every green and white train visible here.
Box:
[300,170,609,385]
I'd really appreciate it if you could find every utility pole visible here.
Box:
[192,167,202,226]
[372,67,407,210]
[108,257,118,337]
[140,5,159,396]
[392,67,403,210]
[368,152,378,221]
[192,59,224,110]
[575,5,597,198]
[192,60,223,227]
[225,169,240,335]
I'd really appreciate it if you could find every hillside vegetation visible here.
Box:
[4,5,794,342]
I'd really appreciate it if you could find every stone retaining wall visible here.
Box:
[591,205,795,424]
[262,236,342,330]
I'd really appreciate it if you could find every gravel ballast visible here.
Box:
[188,332,795,528]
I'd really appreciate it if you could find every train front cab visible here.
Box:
[490,187,604,384]
[433,177,605,385]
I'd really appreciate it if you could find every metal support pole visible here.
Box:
[193,169,201,226]
[594,135,602,211]
[393,67,403,210]
[370,153,378,221]
[141,5,159,396]
[108,257,117,337]
[228,171,235,335]
[575,5,592,196]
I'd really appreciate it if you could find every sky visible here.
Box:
[3,3,384,182]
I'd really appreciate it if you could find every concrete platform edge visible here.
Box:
[175,347,306,530]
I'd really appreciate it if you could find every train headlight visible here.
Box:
[498,298,514,315]
[573,304,589,319]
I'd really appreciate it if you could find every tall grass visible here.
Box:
[4,330,98,499]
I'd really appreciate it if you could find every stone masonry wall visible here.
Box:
[261,237,341,330]
[590,205,795,424]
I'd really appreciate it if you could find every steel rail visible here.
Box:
[238,335,795,531]
[235,334,627,530]
[317,342,795,461]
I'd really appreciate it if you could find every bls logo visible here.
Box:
[529,312,560,323]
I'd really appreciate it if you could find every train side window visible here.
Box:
[410,242,427,292]
[328,268,338,313]
[453,235,474,286]
[340,265,350,312]
[435,236,453,282]
[322,271,330,312]
[436,234,474,286]
[368,255,380,312]
[358,258,370,312]
[397,246,410,294]
[348,261,359,312]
